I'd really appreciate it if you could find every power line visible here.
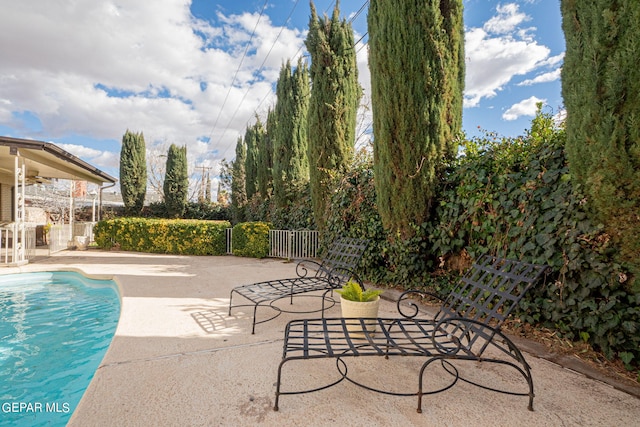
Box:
[353,2,370,54]
[196,165,213,200]
[217,0,370,161]
[351,1,368,22]
[215,0,302,159]
[355,32,368,47]
[205,0,269,145]
[324,1,336,14]
[246,0,369,125]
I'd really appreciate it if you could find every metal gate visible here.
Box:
[268,230,319,260]
[225,229,319,260]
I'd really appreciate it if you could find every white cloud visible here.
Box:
[1,0,562,171]
[464,4,551,108]
[57,143,120,170]
[0,0,306,170]
[554,108,567,126]
[502,96,546,121]
[355,35,372,147]
[539,52,565,68]
[483,3,530,34]
[56,143,105,160]
[518,68,561,86]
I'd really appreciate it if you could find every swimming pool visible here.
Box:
[0,271,120,427]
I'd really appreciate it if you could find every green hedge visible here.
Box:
[94,218,230,255]
[232,221,271,258]
[429,114,639,370]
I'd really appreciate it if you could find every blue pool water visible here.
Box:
[0,272,120,427]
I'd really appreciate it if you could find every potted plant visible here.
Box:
[336,280,383,337]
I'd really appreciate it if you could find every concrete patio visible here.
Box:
[3,250,640,426]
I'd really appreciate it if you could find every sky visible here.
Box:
[0,0,565,189]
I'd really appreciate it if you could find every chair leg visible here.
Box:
[321,289,331,318]
[274,360,285,411]
[228,290,235,315]
[417,377,424,413]
[251,304,258,334]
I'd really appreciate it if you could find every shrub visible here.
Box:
[143,202,230,221]
[232,222,271,258]
[269,182,315,230]
[94,218,229,255]
[427,109,639,371]
[324,152,389,283]
[184,202,231,221]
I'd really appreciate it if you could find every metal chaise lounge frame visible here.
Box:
[228,236,369,334]
[274,254,549,413]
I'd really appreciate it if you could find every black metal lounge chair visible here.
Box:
[228,236,369,333]
[274,255,549,413]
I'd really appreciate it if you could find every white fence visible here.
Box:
[226,229,319,260]
[268,230,319,259]
[1,223,318,264]
[25,226,36,260]
[47,222,97,254]
[0,221,96,264]
[226,228,234,255]
[74,222,96,244]
[0,225,36,265]
[1,226,13,263]
[48,224,72,254]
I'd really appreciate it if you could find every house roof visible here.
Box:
[0,136,117,185]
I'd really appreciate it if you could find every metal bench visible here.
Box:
[228,237,369,334]
[274,255,549,413]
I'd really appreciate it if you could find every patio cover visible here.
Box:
[0,136,117,185]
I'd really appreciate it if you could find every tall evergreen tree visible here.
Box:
[163,144,188,218]
[273,58,311,210]
[119,130,147,216]
[231,136,247,223]
[244,120,261,201]
[258,108,275,199]
[561,0,640,283]
[306,1,360,231]
[368,0,465,239]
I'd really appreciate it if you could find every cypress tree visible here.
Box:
[251,118,267,200]
[119,130,147,216]
[306,1,360,231]
[258,108,275,199]
[273,58,311,210]
[368,0,465,239]
[163,144,188,218]
[231,136,247,223]
[244,120,260,201]
[561,0,640,283]
[272,62,292,210]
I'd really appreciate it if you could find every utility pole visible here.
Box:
[196,165,212,202]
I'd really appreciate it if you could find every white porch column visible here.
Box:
[69,183,73,245]
[13,153,27,265]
